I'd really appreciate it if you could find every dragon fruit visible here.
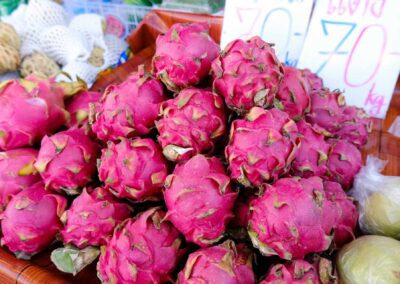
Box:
[178,240,254,284]
[0,148,40,212]
[212,36,284,114]
[291,120,330,178]
[333,106,372,148]
[60,187,131,248]
[306,89,346,133]
[66,90,101,128]
[225,107,299,187]
[98,138,168,201]
[156,88,226,162]
[275,65,311,120]
[91,66,166,142]
[324,181,358,247]
[228,193,256,240]
[261,257,337,283]
[324,139,362,190]
[34,128,100,195]
[300,68,324,94]
[1,182,67,259]
[0,77,70,150]
[152,22,220,92]
[97,208,184,284]
[248,177,336,260]
[164,155,237,247]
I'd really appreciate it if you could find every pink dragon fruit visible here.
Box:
[0,148,40,212]
[212,36,284,114]
[164,154,237,247]
[225,107,299,187]
[261,257,338,283]
[333,106,372,148]
[34,128,99,195]
[152,22,220,92]
[291,120,330,178]
[275,65,311,120]
[228,193,256,240]
[91,66,166,142]
[60,187,131,248]
[66,90,101,128]
[300,68,324,94]
[97,208,184,284]
[1,182,67,259]
[156,87,226,162]
[0,77,70,150]
[324,181,358,247]
[306,89,346,133]
[98,138,168,201]
[324,139,362,190]
[248,177,336,260]
[178,240,254,284]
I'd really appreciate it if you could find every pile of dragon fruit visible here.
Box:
[0,22,373,283]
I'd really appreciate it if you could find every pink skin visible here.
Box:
[225,107,299,187]
[156,87,226,162]
[178,241,254,284]
[212,36,284,114]
[248,177,336,260]
[333,106,372,148]
[0,77,68,150]
[164,155,237,247]
[92,67,166,142]
[98,138,168,201]
[306,89,346,133]
[324,181,358,247]
[300,68,324,94]
[60,187,131,249]
[97,208,184,284]
[261,258,338,283]
[0,148,41,212]
[1,183,67,258]
[276,66,311,120]
[66,90,101,128]
[34,128,99,194]
[324,139,362,190]
[291,120,330,178]
[152,22,220,92]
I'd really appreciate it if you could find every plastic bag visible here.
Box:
[350,155,400,239]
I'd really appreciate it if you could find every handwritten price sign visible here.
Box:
[298,0,400,118]
[221,0,314,66]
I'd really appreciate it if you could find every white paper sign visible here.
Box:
[221,0,314,66]
[298,0,400,118]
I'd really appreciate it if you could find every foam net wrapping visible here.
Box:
[69,14,106,50]
[57,61,101,86]
[40,25,92,66]
[1,4,27,35]
[25,0,67,30]
[103,34,128,67]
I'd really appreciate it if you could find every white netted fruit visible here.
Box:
[69,14,106,49]
[40,25,91,65]
[103,34,128,67]
[25,0,67,30]
[1,4,28,36]
[57,61,101,85]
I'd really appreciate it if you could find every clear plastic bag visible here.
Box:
[350,156,400,239]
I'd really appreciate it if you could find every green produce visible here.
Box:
[337,235,400,284]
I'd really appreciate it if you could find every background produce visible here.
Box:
[0,10,399,284]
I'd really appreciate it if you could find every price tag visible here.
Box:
[221,0,314,66]
[298,0,400,118]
